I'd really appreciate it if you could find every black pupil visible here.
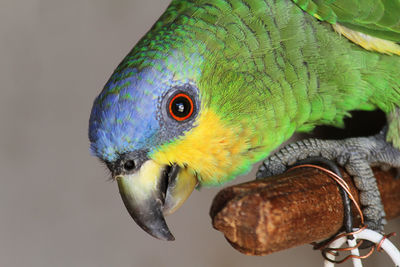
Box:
[171,96,191,118]
[123,160,135,171]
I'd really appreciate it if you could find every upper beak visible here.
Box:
[116,160,197,241]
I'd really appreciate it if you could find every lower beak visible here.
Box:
[116,160,197,241]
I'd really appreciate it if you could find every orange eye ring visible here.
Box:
[168,93,194,121]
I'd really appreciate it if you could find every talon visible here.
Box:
[257,132,400,232]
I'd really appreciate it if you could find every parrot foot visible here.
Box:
[256,130,400,231]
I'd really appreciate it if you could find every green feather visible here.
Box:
[292,0,400,42]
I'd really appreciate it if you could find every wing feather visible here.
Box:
[292,0,400,42]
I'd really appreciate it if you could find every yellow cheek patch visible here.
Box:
[150,109,264,185]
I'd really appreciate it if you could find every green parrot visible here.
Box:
[89,0,400,240]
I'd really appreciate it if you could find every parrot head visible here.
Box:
[89,50,268,240]
[89,3,276,241]
[89,53,204,240]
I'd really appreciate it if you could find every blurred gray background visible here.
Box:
[1,0,399,266]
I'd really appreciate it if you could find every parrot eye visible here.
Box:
[161,85,199,127]
[168,93,194,121]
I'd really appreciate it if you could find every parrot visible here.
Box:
[89,0,400,241]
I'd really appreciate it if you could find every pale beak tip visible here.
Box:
[160,232,175,241]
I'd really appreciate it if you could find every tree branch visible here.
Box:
[210,167,400,256]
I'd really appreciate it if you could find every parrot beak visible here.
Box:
[116,160,197,241]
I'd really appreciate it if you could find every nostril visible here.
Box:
[115,175,124,181]
[123,160,135,171]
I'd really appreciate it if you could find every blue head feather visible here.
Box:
[89,53,203,162]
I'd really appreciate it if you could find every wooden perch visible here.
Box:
[210,167,400,256]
